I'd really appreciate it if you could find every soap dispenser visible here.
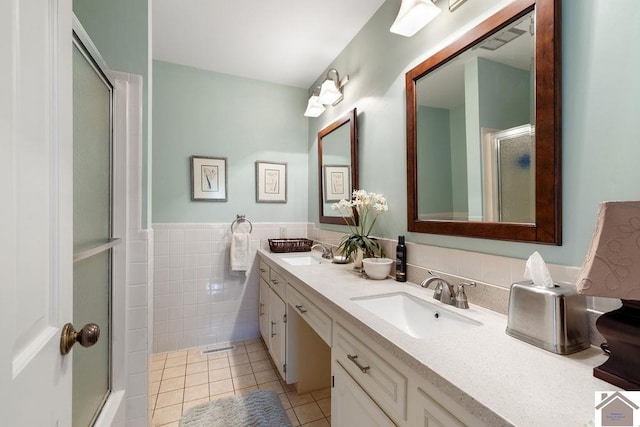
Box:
[395,236,407,282]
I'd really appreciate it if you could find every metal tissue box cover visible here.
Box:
[506,281,589,354]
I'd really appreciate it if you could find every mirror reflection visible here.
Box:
[318,109,358,225]
[416,10,535,223]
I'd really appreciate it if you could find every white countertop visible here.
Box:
[259,248,617,426]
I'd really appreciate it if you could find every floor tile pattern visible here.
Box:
[150,338,331,426]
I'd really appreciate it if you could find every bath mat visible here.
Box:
[179,389,291,427]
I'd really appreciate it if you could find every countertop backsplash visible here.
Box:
[307,224,620,348]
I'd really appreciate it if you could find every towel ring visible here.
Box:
[231,214,253,233]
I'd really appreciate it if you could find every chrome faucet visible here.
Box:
[420,271,455,306]
[311,243,333,260]
[454,282,476,309]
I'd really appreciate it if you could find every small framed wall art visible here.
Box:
[255,161,287,203]
[323,165,350,203]
[191,155,227,201]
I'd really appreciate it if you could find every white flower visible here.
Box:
[374,202,388,212]
[332,189,389,235]
[334,189,390,258]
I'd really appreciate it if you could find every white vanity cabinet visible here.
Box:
[268,289,287,379]
[258,252,484,427]
[258,260,291,381]
[333,323,408,425]
[332,361,396,427]
[258,278,270,340]
[412,387,466,427]
[332,322,483,427]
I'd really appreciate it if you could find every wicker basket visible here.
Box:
[268,238,314,253]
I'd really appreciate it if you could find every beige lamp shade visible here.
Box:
[576,201,640,300]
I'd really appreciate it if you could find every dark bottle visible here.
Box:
[396,235,407,282]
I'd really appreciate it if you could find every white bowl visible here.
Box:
[362,258,394,280]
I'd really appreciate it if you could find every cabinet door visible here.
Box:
[332,362,396,427]
[414,387,465,427]
[259,278,270,343]
[259,260,269,282]
[269,290,287,380]
[333,324,407,422]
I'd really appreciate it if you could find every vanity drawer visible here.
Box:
[259,260,269,283]
[333,323,407,424]
[288,284,332,346]
[269,268,286,298]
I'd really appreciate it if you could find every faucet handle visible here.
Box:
[455,282,476,309]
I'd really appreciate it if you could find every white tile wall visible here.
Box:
[125,229,152,427]
[152,222,308,353]
[114,72,150,427]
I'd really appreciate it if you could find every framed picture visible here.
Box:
[323,165,350,202]
[191,155,227,201]
[255,161,287,203]
[449,0,468,11]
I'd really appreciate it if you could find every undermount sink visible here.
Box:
[351,292,482,339]
[281,255,327,266]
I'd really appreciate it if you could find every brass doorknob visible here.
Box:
[60,322,100,355]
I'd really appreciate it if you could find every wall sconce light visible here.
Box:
[390,0,441,37]
[304,88,326,117]
[318,69,349,106]
[576,201,640,390]
[305,69,349,117]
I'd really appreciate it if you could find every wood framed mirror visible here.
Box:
[318,108,359,225]
[406,0,561,244]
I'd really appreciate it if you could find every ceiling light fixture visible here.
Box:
[390,0,441,37]
[304,88,326,117]
[318,69,349,106]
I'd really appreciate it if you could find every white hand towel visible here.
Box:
[230,232,250,272]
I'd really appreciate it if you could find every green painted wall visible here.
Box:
[449,104,468,214]
[152,61,309,223]
[464,58,483,220]
[308,0,640,267]
[73,0,150,227]
[478,57,530,129]
[418,107,452,215]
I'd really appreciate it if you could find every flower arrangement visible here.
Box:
[332,189,389,262]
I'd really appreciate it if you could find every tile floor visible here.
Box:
[150,337,331,426]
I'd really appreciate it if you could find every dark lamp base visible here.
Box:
[593,300,640,391]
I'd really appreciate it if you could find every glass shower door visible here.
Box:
[72,36,115,426]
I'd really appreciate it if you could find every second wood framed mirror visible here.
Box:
[406,0,561,244]
[318,108,359,225]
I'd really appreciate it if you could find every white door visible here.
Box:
[0,0,74,426]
